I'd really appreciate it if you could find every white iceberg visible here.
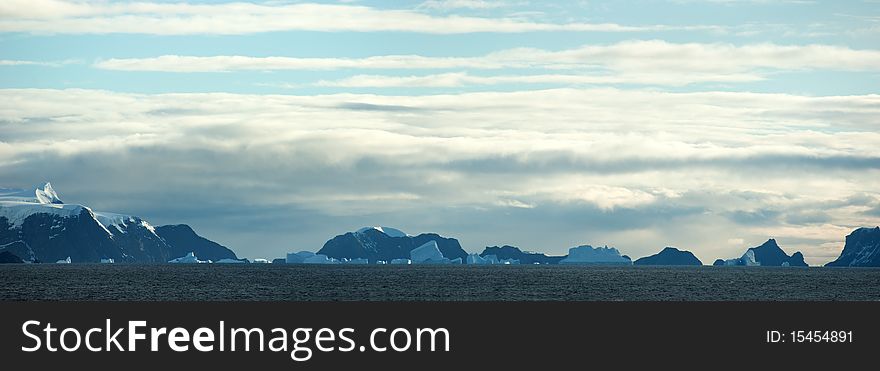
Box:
[559,245,632,265]
[252,258,270,264]
[100,258,114,264]
[56,256,71,264]
[410,240,450,264]
[722,249,760,266]
[168,252,209,263]
[450,257,463,264]
[390,258,411,264]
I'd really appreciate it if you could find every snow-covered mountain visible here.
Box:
[825,227,880,267]
[317,226,467,263]
[0,182,238,263]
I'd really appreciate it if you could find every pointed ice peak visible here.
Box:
[356,226,408,238]
[35,182,63,205]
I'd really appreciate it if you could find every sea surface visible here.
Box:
[1,264,879,301]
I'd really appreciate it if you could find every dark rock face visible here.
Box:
[479,245,565,264]
[634,247,703,266]
[826,227,880,267]
[713,259,725,266]
[318,228,467,263]
[0,251,23,263]
[0,208,123,263]
[154,224,237,262]
[271,258,286,264]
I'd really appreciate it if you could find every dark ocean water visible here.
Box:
[1,264,879,301]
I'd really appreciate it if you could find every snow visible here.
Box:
[559,245,632,265]
[356,226,408,237]
[0,201,86,227]
[168,252,209,263]
[35,182,63,204]
[410,240,451,264]
[56,256,71,264]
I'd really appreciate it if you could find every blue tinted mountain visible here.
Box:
[317,227,467,263]
[634,247,702,266]
[479,245,565,264]
[825,227,880,267]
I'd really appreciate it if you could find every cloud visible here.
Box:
[92,41,880,87]
[0,59,78,67]
[0,1,721,34]
[95,41,880,73]
[0,87,877,261]
[418,0,511,10]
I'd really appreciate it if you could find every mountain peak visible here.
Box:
[35,182,63,205]
[356,226,407,238]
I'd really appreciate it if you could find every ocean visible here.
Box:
[1,264,878,301]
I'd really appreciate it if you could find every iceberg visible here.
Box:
[721,249,760,266]
[168,252,209,263]
[55,256,71,264]
[390,258,411,264]
[252,258,270,264]
[342,258,369,264]
[100,258,114,264]
[410,240,451,264]
[559,245,632,265]
[302,254,339,264]
[450,257,463,264]
[216,258,245,263]
[466,253,489,264]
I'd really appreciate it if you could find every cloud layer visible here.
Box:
[1,88,877,263]
[0,1,714,34]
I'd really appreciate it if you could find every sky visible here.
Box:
[1,0,879,264]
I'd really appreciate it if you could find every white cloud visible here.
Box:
[0,59,77,67]
[0,1,720,34]
[92,41,880,87]
[418,0,510,10]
